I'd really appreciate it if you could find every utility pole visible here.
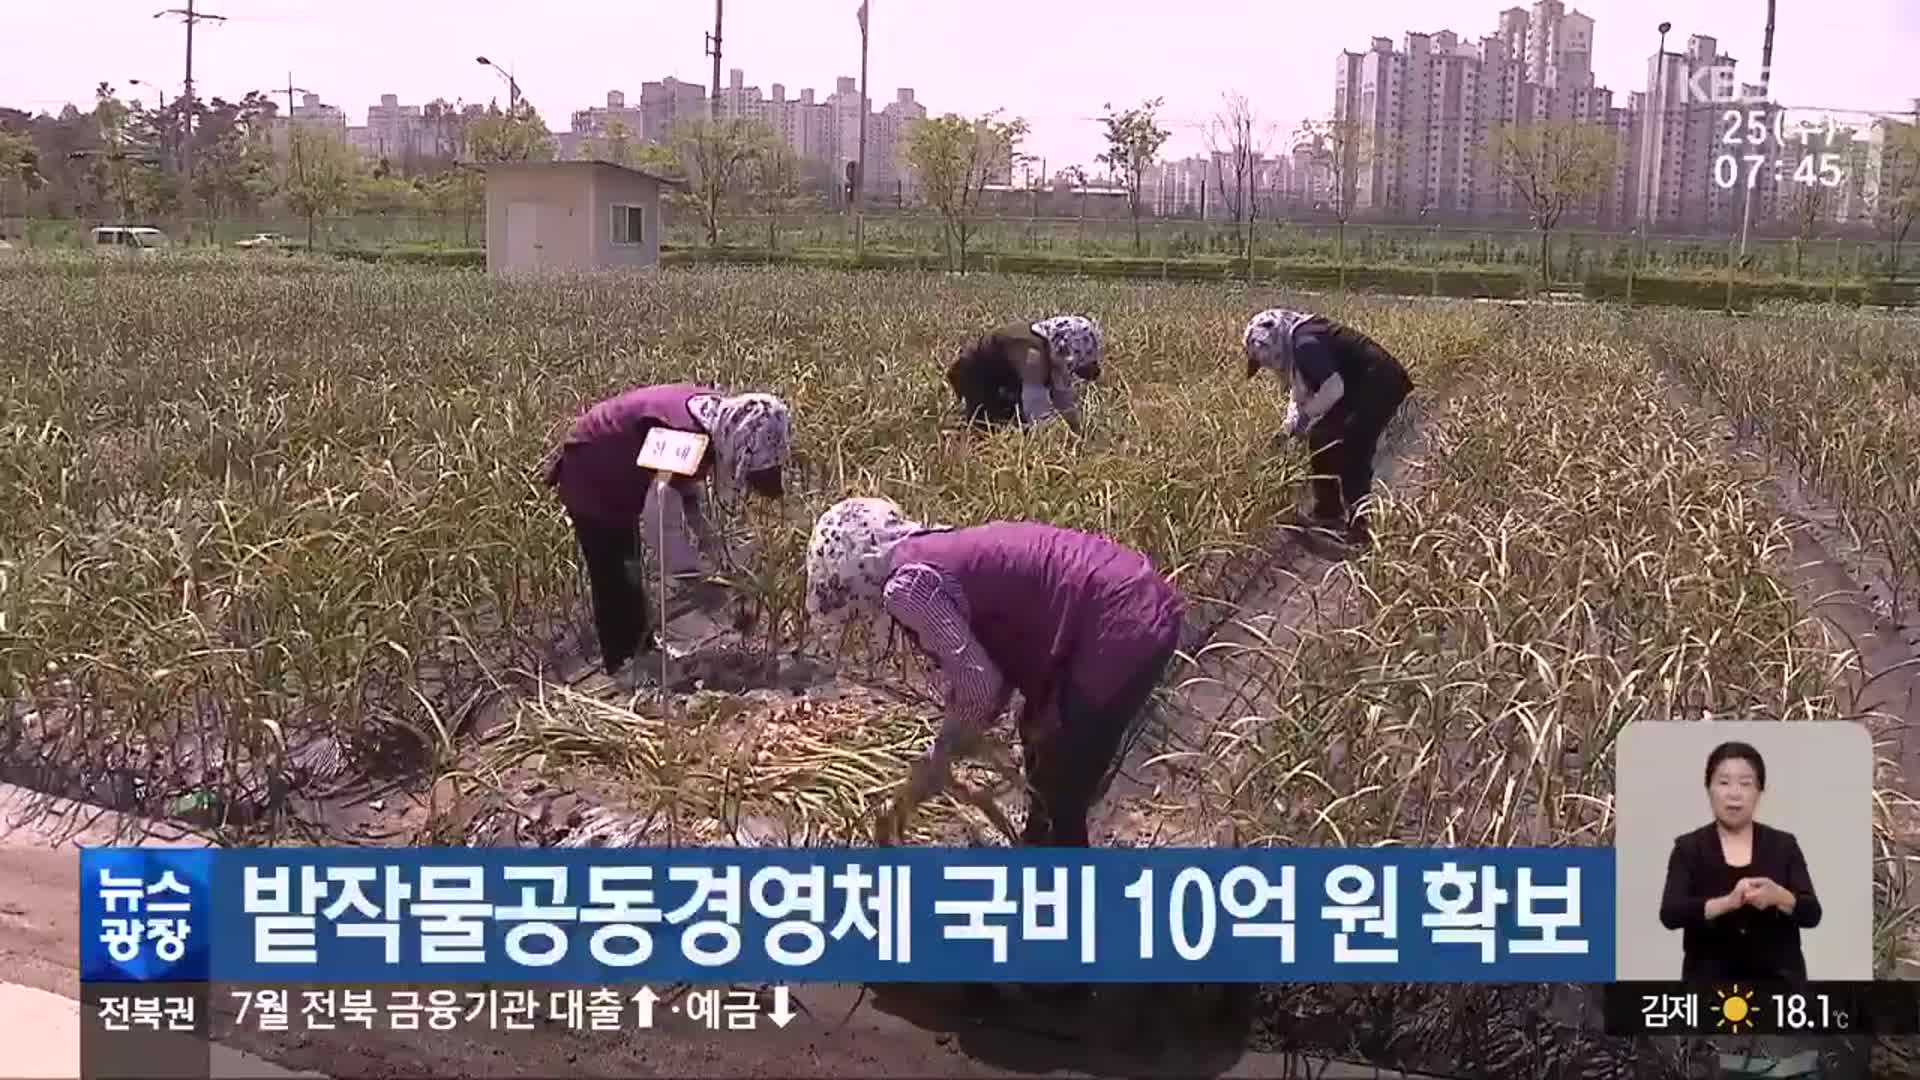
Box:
[1737,0,1778,258]
[154,0,225,184]
[283,74,312,195]
[281,74,305,124]
[705,0,724,122]
[854,0,870,262]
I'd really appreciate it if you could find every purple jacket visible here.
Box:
[890,522,1184,712]
[545,383,714,524]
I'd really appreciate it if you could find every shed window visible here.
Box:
[611,204,646,245]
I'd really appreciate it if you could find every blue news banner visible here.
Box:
[82,847,1614,984]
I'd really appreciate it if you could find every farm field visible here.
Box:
[5,260,1920,1076]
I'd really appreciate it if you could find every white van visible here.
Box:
[89,226,173,255]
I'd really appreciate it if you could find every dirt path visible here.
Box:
[1645,342,1920,976]
[1095,351,1458,850]
[1648,359,1920,775]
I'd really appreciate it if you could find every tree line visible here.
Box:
[0,82,595,245]
[8,82,1908,275]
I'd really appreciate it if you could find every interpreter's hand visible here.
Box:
[1708,879,1755,919]
[1742,877,1790,911]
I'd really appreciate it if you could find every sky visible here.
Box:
[7,0,1920,170]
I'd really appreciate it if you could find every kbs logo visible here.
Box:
[1679,64,1766,106]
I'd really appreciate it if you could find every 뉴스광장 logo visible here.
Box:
[81,848,214,983]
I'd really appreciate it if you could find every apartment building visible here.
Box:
[265,92,349,159]
[572,69,922,202]
[1638,34,1741,231]
[1141,153,1294,220]
[719,69,771,128]
[767,84,835,164]
[1861,115,1920,232]
[1333,2,1633,223]
[1289,136,1330,208]
[729,71,923,202]
[571,90,647,140]
[1829,124,1878,227]
[639,78,707,143]
[347,93,438,164]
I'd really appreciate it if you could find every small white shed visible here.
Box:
[481,160,686,276]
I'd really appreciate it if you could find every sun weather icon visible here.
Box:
[1713,985,1756,1033]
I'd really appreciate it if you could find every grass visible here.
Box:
[1194,305,1897,886]
[8,256,1920,1074]
[1175,307,1920,1075]
[1635,303,1920,623]
[0,255,1501,832]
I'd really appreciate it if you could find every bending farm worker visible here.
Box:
[543,383,791,677]
[945,314,1104,434]
[804,496,1184,847]
[1243,307,1414,546]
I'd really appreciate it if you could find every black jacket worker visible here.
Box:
[1242,308,1413,545]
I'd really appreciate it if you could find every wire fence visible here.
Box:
[10,208,1912,284]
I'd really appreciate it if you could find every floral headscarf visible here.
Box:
[688,393,792,489]
[1032,315,1104,380]
[804,497,936,625]
[1242,308,1313,379]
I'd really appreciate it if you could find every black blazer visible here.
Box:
[1658,821,1822,983]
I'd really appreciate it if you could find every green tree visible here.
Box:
[1485,120,1619,284]
[358,173,419,220]
[0,131,41,226]
[902,110,1028,271]
[1096,97,1170,254]
[746,132,803,251]
[1295,115,1377,288]
[284,127,365,247]
[1786,179,1828,279]
[670,116,764,248]
[189,95,275,241]
[1869,117,1920,281]
[87,84,154,221]
[1204,91,1273,260]
[131,164,184,221]
[422,166,484,246]
[581,118,650,168]
[466,100,554,163]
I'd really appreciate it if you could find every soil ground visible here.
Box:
[12,305,1920,1077]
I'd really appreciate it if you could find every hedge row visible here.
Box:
[317,244,1918,309]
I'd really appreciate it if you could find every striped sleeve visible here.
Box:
[883,563,1008,755]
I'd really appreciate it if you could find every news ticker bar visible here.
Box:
[81,847,1616,984]
[86,980,1919,1046]
[1603,981,1918,1037]
[80,981,1912,1080]
[82,982,813,1080]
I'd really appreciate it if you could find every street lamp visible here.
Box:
[128,78,168,110]
[475,56,521,113]
[1629,20,1673,305]
[128,79,178,175]
[1643,21,1671,235]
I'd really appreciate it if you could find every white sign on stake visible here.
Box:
[634,428,709,690]
[636,427,710,477]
